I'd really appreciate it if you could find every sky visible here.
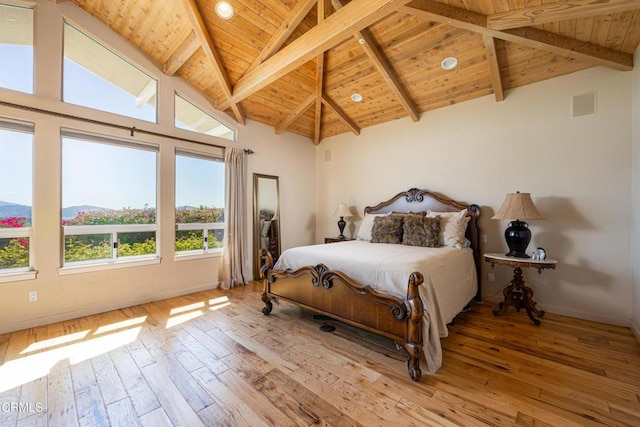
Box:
[1,44,225,210]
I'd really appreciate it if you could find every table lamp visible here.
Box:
[333,203,352,239]
[492,192,545,258]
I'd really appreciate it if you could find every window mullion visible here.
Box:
[112,232,118,260]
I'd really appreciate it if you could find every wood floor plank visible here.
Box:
[105,398,141,427]
[138,407,173,427]
[110,346,160,417]
[91,352,128,406]
[140,361,205,427]
[47,360,79,427]
[0,281,639,426]
[71,359,109,426]
[191,366,269,427]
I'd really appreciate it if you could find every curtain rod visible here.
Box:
[0,100,254,155]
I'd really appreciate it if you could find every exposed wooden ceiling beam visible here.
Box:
[358,31,420,121]
[244,0,318,75]
[227,0,413,106]
[322,96,360,135]
[275,93,315,134]
[180,0,245,125]
[333,0,419,122]
[402,0,633,71]
[487,0,640,31]
[482,36,504,102]
[314,0,332,146]
[163,30,200,76]
[314,55,324,145]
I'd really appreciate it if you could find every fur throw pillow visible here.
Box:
[371,215,404,244]
[403,215,441,247]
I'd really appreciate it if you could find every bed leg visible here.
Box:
[405,343,423,382]
[404,271,424,381]
[261,292,274,315]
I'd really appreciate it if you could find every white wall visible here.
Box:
[632,47,640,339]
[0,1,315,333]
[316,66,633,326]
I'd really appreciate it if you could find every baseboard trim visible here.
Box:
[482,295,629,327]
[0,281,221,335]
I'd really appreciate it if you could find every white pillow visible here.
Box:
[426,209,469,248]
[356,213,389,241]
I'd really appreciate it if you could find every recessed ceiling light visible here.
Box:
[351,93,363,102]
[358,38,365,45]
[441,57,458,70]
[215,1,234,19]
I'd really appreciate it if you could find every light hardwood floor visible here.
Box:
[1,281,639,426]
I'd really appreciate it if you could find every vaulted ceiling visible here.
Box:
[68,0,640,144]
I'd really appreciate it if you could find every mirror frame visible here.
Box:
[253,173,280,278]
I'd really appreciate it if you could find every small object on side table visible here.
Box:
[324,237,354,244]
[484,252,557,326]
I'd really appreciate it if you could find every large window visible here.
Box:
[63,22,157,122]
[175,151,225,255]
[0,3,33,94]
[175,93,235,141]
[62,132,158,266]
[0,121,33,273]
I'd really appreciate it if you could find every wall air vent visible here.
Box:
[572,91,596,118]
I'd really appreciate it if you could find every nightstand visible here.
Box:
[484,253,557,326]
[324,237,353,244]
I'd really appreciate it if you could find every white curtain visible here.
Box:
[221,147,248,289]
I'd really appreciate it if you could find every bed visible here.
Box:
[259,188,482,381]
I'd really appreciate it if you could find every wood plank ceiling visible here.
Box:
[68,0,640,145]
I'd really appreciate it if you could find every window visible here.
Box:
[62,132,158,266]
[0,120,33,273]
[0,3,33,94]
[175,93,235,141]
[63,22,157,122]
[175,151,225,255]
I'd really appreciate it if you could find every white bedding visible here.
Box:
[274,240,478,373]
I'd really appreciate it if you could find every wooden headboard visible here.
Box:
[365,188,482,302]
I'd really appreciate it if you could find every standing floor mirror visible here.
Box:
[253,174,280,278]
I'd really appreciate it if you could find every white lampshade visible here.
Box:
[333,203,352,218]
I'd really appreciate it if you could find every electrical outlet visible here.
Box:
[28,290,38,302]
[487,273,495,283]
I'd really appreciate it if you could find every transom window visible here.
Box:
[63,21,157,122]
[62,132,158,266]
[0,120,33,273]
[175,150,225,254]
[0,3,33,94]
[175,93,235,141]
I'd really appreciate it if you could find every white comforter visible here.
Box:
[274,240,478,373]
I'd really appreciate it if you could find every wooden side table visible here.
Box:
[324,237,354,243]
[484,253,557,326]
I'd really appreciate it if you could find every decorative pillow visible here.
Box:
[356,213,389,241]
[371,215,404,244]
[403,216,441,247]
[426,209,469,248]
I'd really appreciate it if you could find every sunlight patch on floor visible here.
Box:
[21,330,90,354]
[94,316,147,335]
[166,310,203,328]
[0,327,141,393]
[170,302,205,315]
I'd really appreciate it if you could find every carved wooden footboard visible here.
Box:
[259,248,425,381]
